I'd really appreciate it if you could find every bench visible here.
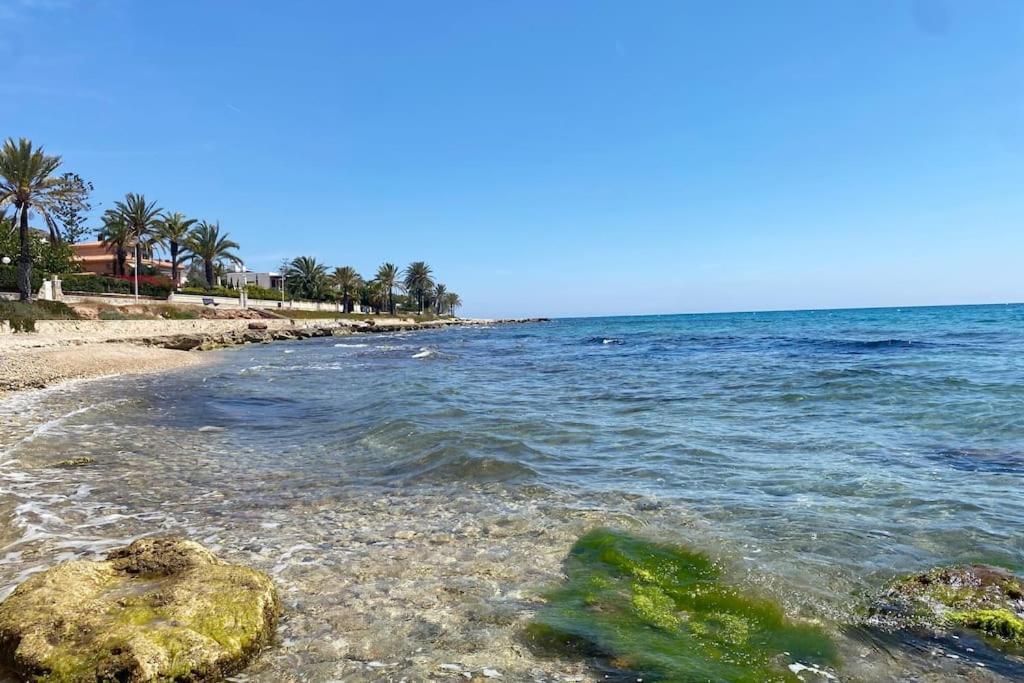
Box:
[202,297,218,307]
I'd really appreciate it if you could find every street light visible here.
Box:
[1,256,10,265]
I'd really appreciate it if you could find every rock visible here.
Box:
[48,456,95,468]
[0,537,279,682]
[247,321,268,330]
[153,334,206,351]
[527,529,836,681]
[868,564,1024,646]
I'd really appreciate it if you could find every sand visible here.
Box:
[0,341,205,397]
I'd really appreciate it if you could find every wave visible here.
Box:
[412,348,436,359]
[585,337,624,345]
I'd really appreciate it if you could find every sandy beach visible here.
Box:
[0,342,204,397]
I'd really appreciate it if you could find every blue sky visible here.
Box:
[3,0,1022,317]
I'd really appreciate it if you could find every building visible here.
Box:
[71,241,184,285]
[222,270,284,291]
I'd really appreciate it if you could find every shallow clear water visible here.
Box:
[2,304,1023,681]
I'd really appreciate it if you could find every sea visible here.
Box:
[2,303,1023,681]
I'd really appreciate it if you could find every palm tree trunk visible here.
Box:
[16,205,31,302]
[205,259,214,289]
[170,242,179,287]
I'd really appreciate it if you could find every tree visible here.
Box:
[403,261,434,313]
[185,221,241,288]
[284,256,329,300]
[51,172,93,244]
[0,138,74,300]
[156,212,196,287]
[330,265,363,313]
[376,262,399,314]
[112,193,163,297]
[98,209,132,276]
[432,283,447,315]
[443,292,462,317]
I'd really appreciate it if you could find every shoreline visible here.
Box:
[0,316,546,398]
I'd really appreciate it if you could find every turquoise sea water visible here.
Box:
[2,303,1023,681]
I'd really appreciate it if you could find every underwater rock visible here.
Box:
[868,564,1024,647]
[526,528,836,682]
[48,456,96,468]
[0,537,279,682]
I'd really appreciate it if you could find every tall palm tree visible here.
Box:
[403,261,434,314]
[98,209,133,277]
[185,221,241,288]
[443,292,462,317]
[112,193,163,296]
[432,283,447,315]
[0,138,71,300]
[155,212,196,288]
[330,265,363,313]
[285,256,329,300]
[376,262,399,315]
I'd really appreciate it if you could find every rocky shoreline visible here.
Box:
[0,317,549,396]
[139,317,547,352]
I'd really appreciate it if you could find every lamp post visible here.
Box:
[133,241,140,303]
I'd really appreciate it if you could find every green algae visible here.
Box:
[872,564,1024,651]
[951,609,1024,644]
[0,538,278,682]
[527,528,837,682]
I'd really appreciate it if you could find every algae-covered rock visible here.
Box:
[0,537,279,682]
[526,528,837,682]
[869,564,1024,648]
[48,456,96,468]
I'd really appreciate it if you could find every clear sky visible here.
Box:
[3,0,1022,318]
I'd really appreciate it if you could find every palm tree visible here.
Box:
[376,262,399,314]
[363,280,387,313]
[285,256,329,300]
[432,283,447,315]
[330,265,363,313]
[0,138,72,300]
[443,292,462,317]
[156,212,196,288]
[111,193,163,297]
[185,221,241,288]
[98,209,133,277]
[402,261,434,314]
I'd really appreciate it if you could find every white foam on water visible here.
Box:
[335,343,369,348]
[412,348,436,359]
[788,662,838,680]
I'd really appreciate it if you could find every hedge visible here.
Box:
[60,273,172,298]
[246,284,284,301]
[0,265,44,293]
[179,286,240,298]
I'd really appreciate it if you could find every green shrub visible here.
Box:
[0,300,80,332]
[245,284,284,301]
[0,265,44,293]
[180,286,239,298]
[60,274,171,298]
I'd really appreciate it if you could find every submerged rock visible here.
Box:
[48,456,96,468]
[868,564,1024,647]
[0,537,279,682]
[526,528,836,682]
